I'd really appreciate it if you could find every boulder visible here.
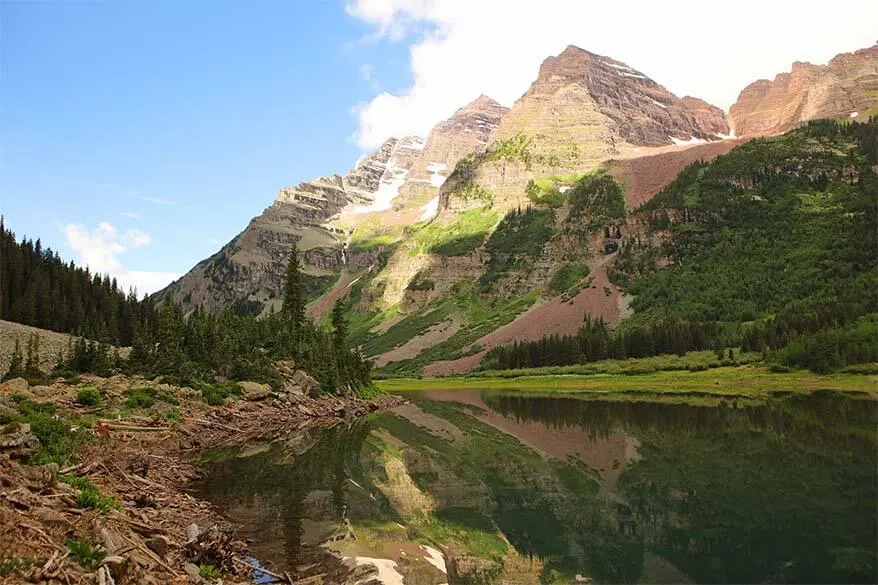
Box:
[29,385,55,399]
[238,381,272,401]
[101,555,129,583]
[146,535,170,559]
[0,377,29,396]
[290,370,320,397]
[35,507,72,532]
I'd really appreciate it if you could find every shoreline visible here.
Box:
[0,374,405,584]
[376,366,877,397]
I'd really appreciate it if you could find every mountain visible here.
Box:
[158,45,878,378]
[729,44,878,136]
[158,135,426,313]
[395,95,509,209]
[491,45,730,163]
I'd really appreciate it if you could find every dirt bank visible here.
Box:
[0,374,404,584]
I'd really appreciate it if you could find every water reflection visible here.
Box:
[197,392,877,584]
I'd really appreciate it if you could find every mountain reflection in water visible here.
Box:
[197,390,877,584]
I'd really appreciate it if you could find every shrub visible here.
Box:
[197,382,242,406]
[74,387,101,407]
[124,386,179,409]
[66,539,107,570]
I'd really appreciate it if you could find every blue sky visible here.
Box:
[0,0,413,293]
[3,0,876,294]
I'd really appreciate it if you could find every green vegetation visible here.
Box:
[416,508,508,559]
[124,386,179,408]
[410,209,498,256]
[198,564,222,580]
[66,539,107,571]
[406,271,435,292]
[548,264,590,294]
[487,120,878,375]
[371,288,540,377]
[376,367,874,395]
[8,398,91,465]
[60,475,120,512]
[486,133,579,170]
[195,381,243,406]
[477,349,760,377]
[480,207,555,289]
[566,172,627,226]
[0,217,146,346]
[74,387,101,407]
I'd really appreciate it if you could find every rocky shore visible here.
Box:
[0,373,405,584]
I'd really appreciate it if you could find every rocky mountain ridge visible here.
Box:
[729,44,878,136]
[158,43,876,375]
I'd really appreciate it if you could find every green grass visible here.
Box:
[375,289,540,376]
[410,209,498,256]
[548,264,590,294]
[11,399,91,465]
[416,508,508,559]
[376,366,876,396]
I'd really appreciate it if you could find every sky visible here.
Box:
[2,0,876,295]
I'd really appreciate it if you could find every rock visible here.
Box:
[0,377,29,396]
[0,422,40,450]
[100,527,124,554]
[290,370,320,397]
[238,381,272,401]
[35,507,72,532]
[28,385,55,399]
[730,44,878,136]
[145,535,170,559]
[186,523,201,543]
[183,562,208,584]
[102,555,128,583]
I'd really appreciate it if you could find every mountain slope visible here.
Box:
[729,44,878,136]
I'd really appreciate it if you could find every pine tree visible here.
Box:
[3,339,23,381]
[282,242,306,342]
[24,333,42,379]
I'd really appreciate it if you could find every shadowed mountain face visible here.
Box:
[730,44,878,136]
[197,391,878,584]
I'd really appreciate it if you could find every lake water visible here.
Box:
[196,390,877,584]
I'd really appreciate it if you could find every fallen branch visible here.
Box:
[232,556,292,584]
[119,533,182,578]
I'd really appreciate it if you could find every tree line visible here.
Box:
[2,229,372,394]
[0,217,151,345]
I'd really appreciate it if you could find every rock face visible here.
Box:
[490,45,729,166]
[395,95,509,208]
[729,44,878,136]
[157,136,425,314]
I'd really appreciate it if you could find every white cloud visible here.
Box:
[346,0,878,149]
[121,211,141,219]
[64,221,179,295]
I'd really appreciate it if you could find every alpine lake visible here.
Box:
[195,387,877,584]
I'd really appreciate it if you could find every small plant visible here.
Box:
[163,408,182,423]
[0,555,33,577]
[74,387,101,407]
[60,475,120,512]
[199,564,222,580]
[66,539,107,571]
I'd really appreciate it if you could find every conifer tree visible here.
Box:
[282,242,306,342]
[3,339,23,381]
